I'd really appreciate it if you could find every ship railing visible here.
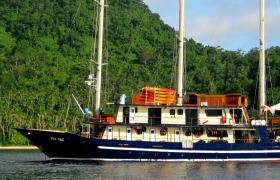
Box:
[82,132,265,144]
[120,115,197,125]
[103,136,260,144]
[198,117,250,126]
[269,117,280,126]
[87,114,116,124]
[97,133,261,143]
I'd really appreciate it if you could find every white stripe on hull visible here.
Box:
[98,146,280,154]
[50,157,280,162]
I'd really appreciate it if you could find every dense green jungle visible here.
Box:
[1,0,280,145]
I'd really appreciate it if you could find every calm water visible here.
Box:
[0,150,280,179]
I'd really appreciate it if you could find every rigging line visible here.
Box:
[170,4,179,90]
[92,2,99,109]
[183,1,188,94]
[170,33,178,90]
[266,49,275,105]
[88,1,99,108]
[183,37,187,95]
[91,2,99,61]
[88,87,91,109]
[70,1,82,28]
[253,61,259,111]
[103,0,109,104]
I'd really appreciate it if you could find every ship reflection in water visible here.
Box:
[0,150,279,179]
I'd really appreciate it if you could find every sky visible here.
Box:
[143,0,280,52]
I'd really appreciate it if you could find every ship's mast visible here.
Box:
[177,0,185,105]
[95,0,105,114]
[259,0,265,115]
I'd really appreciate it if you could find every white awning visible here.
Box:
[263,103,280,114]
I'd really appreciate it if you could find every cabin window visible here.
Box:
[135,107,138,113]
[235,130,259,143]
[230,109,243,123]
[177,109,183,115]
[170,109,175,115]
[148,108,161,125]
[131,109,134,113]
[123,107,130,124]
[274,111,280,116]
[206,110,222,117]
[124,107,129,114]
[185,109,198,126]
[127,129,131,133]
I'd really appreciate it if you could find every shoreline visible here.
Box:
[0,146,38,150]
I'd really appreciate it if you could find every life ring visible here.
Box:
[194,128,203,138]
[220,117,227,124]
[160,128,167,136]
[133,127,138,133]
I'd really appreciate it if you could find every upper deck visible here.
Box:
[87,87,250,127]
[115,88,249,127]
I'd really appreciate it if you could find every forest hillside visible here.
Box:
[0,0,280,145]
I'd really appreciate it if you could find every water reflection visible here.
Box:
[1,151,280,179]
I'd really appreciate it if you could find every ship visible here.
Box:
[16,0,280,162]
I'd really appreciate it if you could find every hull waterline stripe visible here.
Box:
[97,146,280,154]
[50,157,280,162]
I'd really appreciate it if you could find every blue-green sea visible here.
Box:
[0,150,280,179]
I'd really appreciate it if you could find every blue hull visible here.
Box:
[16,128,280,162]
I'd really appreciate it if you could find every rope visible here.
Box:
[253,60,259,110]
[88,1,99,109]
[104,0,110,104]
[267,49,275,105]
[91,2,99,61]
[70,1,82,28]
[183,31,187,96]
[170,5,178,90]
